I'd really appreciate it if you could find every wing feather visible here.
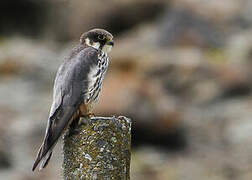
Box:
[32,46,99,171]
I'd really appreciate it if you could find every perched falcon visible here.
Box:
[32,28,114,171]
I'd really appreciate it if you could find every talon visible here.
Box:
[88,113,95,118]
[81,113,95,119]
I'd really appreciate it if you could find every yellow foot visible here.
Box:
[79,113,95,125]
[81,113,95,119]
[87,113,95,118]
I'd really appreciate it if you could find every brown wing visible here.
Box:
[32,46,99,171]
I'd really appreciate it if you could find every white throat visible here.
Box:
[102,44,112,53]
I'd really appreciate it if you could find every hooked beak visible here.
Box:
[107,40,114,46]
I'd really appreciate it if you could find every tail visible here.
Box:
[32,143,53,171]
[32,106,77,171]
[39,151,52,171]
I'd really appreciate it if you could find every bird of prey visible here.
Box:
[32,28,114,171]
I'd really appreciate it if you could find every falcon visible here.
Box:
[32,28,114,171]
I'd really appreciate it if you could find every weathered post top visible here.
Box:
[63,116,131,180]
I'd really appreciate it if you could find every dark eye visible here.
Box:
[98,34,105,40]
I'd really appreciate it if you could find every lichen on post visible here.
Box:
[62,116,131,180]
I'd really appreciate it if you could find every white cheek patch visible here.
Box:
[102,45,112,53]
[85,38,91,46]
[85,38,100,50]
[92,42,101,49]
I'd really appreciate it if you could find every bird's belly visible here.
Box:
[86,76,102,104]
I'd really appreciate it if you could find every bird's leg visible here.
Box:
[79,112,95,125]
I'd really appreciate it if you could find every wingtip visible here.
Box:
[32,167,36,171]
[32,145,44,172]
[32,159,40,171]
[39,151,52,171]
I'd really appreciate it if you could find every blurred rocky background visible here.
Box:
[1,0,252,179]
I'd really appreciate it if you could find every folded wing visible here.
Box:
[32,47,99,171]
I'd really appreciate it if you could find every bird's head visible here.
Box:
[80,28,114,53]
